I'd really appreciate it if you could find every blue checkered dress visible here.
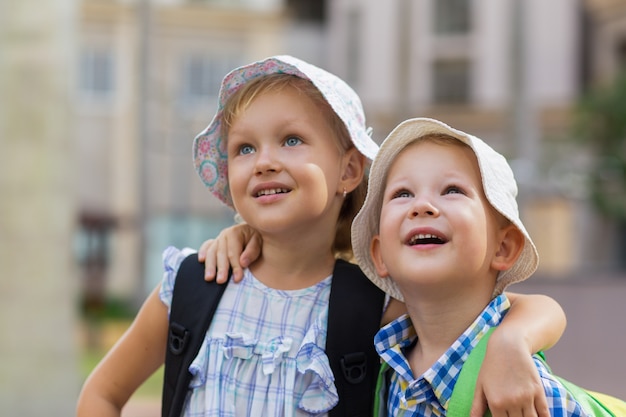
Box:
[160,246,338,416]
[374,295,591,416]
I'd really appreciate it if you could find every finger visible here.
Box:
[215,237,231,284]
[240,233,262,269]
[485,399,529,417]
[479,396,516,417]
[229,256,245,283]
[523,404,539,417]
[505,408,524,417]
[486,404,513,417]
[469,384,488,417]
[223,236,244,283]
[197,239,214,262]
[469,394,488,417]
[534,391,550,417]
[203,240,218,281]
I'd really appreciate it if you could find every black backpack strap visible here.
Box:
[161,253,228,417]
[327,259,386,417]
[161,255,383,416]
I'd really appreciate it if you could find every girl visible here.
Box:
[77,56,565,417]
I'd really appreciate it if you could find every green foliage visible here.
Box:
[80,295,138,321]
[573,71,626,221]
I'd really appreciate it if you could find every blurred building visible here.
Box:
[586,0,626,83]
[75,0,319,302]
[1,0,80,414]
[328,0,626,277]
[73,0,626,307]
[328,0,586,275]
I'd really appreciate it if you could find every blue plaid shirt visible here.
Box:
[374,294,591,416]
[160,246,338,416]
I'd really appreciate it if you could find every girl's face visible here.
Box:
[371,140,503,300]
[226,86,348,238]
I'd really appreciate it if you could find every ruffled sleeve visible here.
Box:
[158,245,196,312]
[296,308,339,414]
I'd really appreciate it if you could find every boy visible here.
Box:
[351,118,589,416]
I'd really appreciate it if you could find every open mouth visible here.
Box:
[256,188,290,197]
[407,233,447,245]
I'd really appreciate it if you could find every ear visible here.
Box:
[370,235,390,278]
[339,148,366,195]
[491,223,525,272]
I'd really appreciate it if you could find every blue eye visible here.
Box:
[284,136,302,147]
[392,189,412,199]
[239,144,255,155]
[444,185,464,195]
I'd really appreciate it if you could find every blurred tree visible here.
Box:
[573,71,626,268]
[574,71,626,222]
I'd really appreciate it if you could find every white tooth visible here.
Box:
[259,188,287,196]
[411,233,440,243]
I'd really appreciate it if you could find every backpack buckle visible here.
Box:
[168,322,190,355]
[341,352,367,384]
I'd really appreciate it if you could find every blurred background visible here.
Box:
[1,0,625,415]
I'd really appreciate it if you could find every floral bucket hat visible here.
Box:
[352,117,540,301]
[192,55,378,208]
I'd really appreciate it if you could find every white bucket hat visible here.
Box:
[352,118,539,301]
[192,55,378,208]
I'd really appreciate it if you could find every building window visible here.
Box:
[79,47,115,95]
[433,0,471,34]
[287,0,325,22]
[181,54,240,101]
[432,59,470,104]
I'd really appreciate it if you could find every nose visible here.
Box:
[408,196,439,218]
[254,146,281,175]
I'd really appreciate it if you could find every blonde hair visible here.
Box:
[221,73,368,259]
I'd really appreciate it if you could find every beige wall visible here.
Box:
[525,198,576,276]
[0,0,80,414]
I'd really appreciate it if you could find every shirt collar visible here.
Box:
[375,294,511,411]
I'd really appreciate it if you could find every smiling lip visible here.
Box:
[251,182,292,201]
[405,227,448,246]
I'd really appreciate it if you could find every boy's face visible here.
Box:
[226,86,350,236]
[370,139,505,300]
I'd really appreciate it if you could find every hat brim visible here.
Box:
[192,55,378,208]
[352,118,539,302]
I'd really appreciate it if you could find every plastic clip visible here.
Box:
[168,322,190,355]
[341,352,367,384]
